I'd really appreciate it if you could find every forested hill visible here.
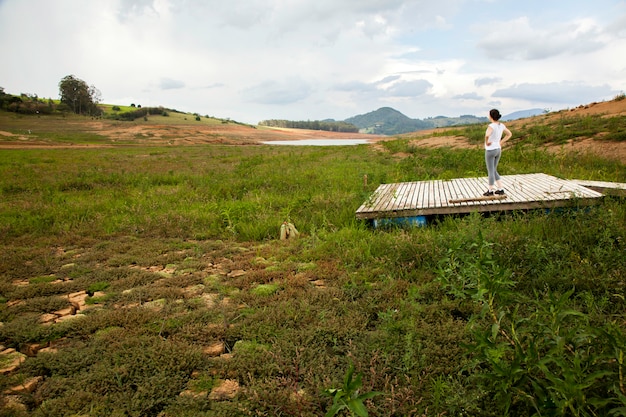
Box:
[344,107,488,135]
[258,119,359,133]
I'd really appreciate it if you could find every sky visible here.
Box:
[1,0,625,124]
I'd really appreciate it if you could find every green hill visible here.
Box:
[344,107,487,135]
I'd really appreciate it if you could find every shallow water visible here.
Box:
[261,139,370,146]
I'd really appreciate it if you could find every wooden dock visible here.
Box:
[356,173,607,221]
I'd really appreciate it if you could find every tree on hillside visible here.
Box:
[58,75,102,116]
[0,87,8,109]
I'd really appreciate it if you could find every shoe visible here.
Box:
[483,190,494,196]
[495,189,505,195]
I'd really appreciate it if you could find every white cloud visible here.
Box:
[385,79,432,97]
[453,92,483,100]
[493,81,616,104]
[476,16,608,60]
[475,77,502,87]
[242,78,313,105]
[1,0,625,123]
[159,78,186,90]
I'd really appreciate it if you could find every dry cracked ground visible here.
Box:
[1,236,326,413]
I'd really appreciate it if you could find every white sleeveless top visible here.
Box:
[485,122,505,150]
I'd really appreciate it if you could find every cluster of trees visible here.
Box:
[112,106,171,121]
[1,75,103,116]
[0,87,56,115]
[58,75,102,116]
[259,119,359,133]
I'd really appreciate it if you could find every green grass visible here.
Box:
[0,109,625,416]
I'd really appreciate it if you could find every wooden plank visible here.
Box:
[571,179,626,190]
[441,180,454,207]
[450,178,478,205]
[358,183,394,214]
[449,195,507,204]
[397,182,411,210]
[378,183,400,212]
[409,181,421,210]
[387,182,405,211]
[460,177,481,202]
[571,179,626,196]
[449,179,468,207]
[505,175,530,202]
[404,182,418,210]
[431,180,442,208]
[441,180,452,206]
[363,185,385,213]
[419,180,428,210]
[401,182,415,209]
[428,180,437,208]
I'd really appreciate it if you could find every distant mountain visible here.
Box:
[344,107,431,135]
[344,107,487,135]
[424,114,488,128]
[502,108,548,121]
[343,107,547,135]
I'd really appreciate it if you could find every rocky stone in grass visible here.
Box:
[40,313,57,325]
[37,338,66,355]
[4,376,43,394]
[53,306,76,317]
[6,299,24,307]
[38,346,58,354]
[183,284,205,297]
[180,389,208,399]
[68,290,88,310]
[227,269,246,278]
[142,298,166,311]
[311,279,326,288]
[21,343,45,357]
[208,379,239,401]
[55,313,85,323]
[0,348,26,374]
[203,342,225,357]
[196,293,218,308]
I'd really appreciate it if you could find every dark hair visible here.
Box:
[489,109,502,121]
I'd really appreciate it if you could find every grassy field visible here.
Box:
[1,110,625,416]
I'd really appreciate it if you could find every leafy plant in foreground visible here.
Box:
[436,235,626,416]
[324,364,382,417]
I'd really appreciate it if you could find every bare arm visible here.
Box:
[485,126,493,146]
[501,127,512,144]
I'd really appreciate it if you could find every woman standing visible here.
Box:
[483,109,512,196]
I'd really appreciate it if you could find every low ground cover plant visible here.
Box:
[0,111,625,416]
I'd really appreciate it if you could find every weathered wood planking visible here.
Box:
[570,179,626,197]
[356,173,605,219]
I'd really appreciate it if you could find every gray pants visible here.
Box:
[485,148,501,186]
